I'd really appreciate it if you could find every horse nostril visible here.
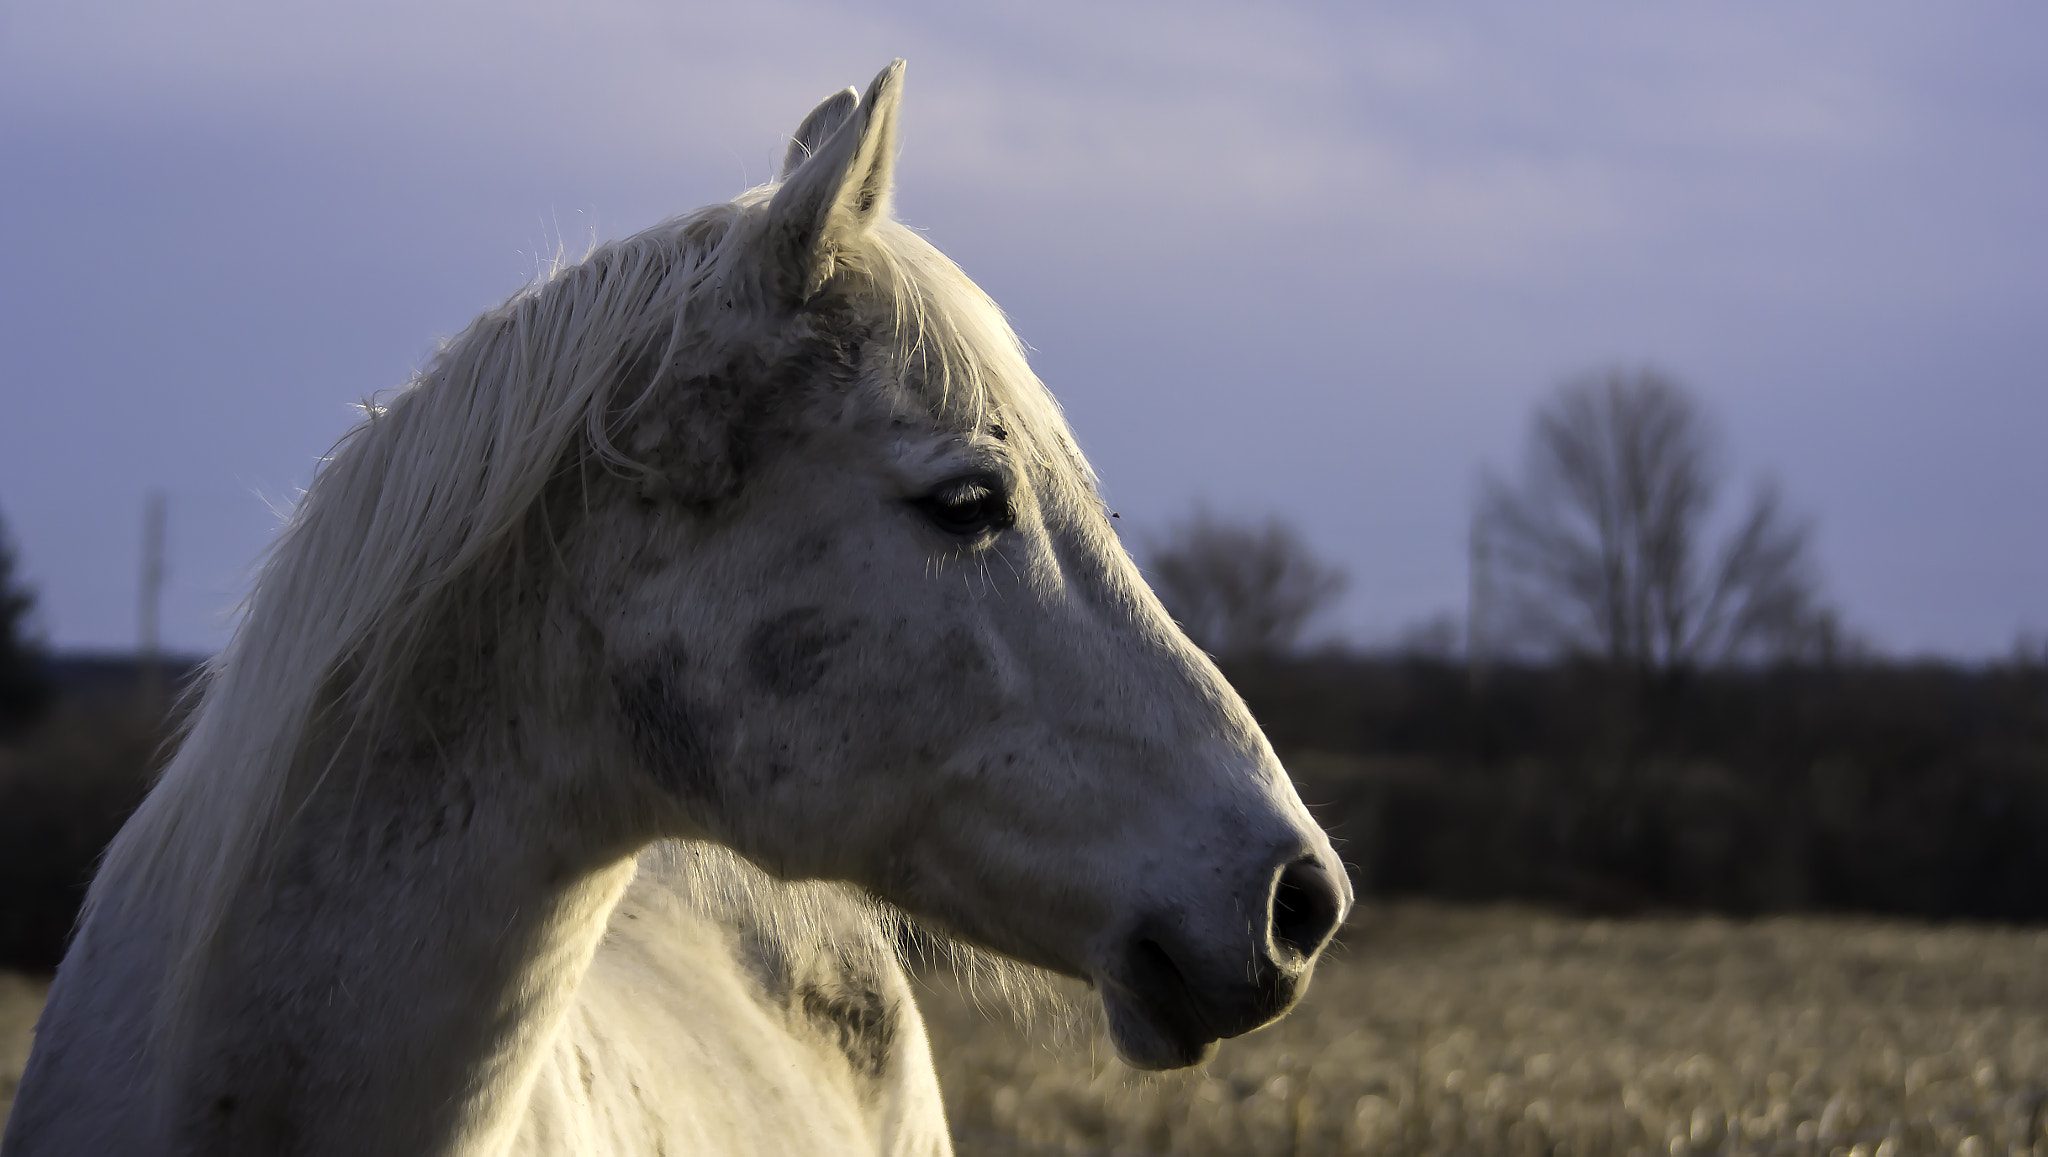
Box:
[1269,858,1342,962]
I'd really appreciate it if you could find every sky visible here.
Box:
[0,1,2042,658]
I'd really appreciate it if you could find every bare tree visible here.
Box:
[1144,510,1347,660]
[1476,368,1824,672]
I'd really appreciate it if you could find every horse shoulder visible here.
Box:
[514,851,950,1157]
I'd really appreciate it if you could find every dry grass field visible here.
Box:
[919,904,2048,1157]
[5,905,2046,1155]
[0,971,47,1131]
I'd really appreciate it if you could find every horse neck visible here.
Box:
[168,692,644,1157]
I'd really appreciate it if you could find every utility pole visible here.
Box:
[1467,516,1491,693]
[139,490,166,716]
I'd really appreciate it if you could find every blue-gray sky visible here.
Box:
[2,1,2043,657]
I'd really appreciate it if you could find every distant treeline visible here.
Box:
[0,656,202,972]
[1234,654,2048,920]
[3,653,2047,972]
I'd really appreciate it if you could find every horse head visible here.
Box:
[557,61,1351,1069]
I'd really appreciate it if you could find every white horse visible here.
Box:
[2,62,1348,1156]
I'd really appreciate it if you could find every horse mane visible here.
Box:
[86,180,1086,1055]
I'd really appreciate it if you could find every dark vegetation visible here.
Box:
[1229,652,2048,920]
[0,522,50,738]
[0,657,199,972]
[11,650,2041,975]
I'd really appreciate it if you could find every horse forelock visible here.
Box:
[84,179,1089,1064]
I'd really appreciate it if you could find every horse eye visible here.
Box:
[912,475,1014,538]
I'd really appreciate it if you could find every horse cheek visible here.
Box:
[610,642,719,804]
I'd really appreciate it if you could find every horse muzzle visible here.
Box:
[1092,852,1349,1070]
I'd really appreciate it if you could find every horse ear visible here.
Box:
[764,60,905,303]
[782,87,859,180]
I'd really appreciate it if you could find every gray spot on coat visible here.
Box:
[797,981,896,1079]
[747,608,854,697]
[613,643,715,799]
